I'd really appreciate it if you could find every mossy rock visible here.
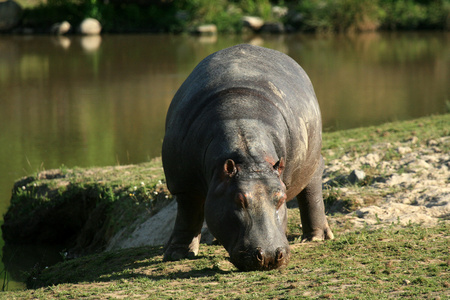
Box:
[2,158,172,257]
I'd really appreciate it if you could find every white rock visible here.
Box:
[406,136,419,144]
[106,199,215,251]
[79,18,102,35]
[106,200,177,250]
[242,16,264,31]
[397,146,412,155]
[427,139,438,146]
[348,169,366,184]
[411,159,432,170]
[195,24,217,35]
[359,153,380,168]
[387,173,417,186]
[51,21,71,35]
[355,203,436,226]
[272,6,288,18]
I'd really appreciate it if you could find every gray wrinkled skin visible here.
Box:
[162,44,334,271]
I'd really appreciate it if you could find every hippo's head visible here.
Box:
[205,158,290,271]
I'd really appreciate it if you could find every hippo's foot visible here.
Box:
[301,226,334,243]
[163,234,201,261]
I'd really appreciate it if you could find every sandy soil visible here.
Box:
[324,136,449,228]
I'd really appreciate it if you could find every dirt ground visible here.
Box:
[324,136,450,229]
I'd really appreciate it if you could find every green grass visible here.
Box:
[322,114,450,161]
[2,157,171,256]
[3,223,449,299]
[1,114,449,298]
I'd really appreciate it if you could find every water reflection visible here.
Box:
[0,32,448,289]
[51,36,71,50]
[80,35,102,52]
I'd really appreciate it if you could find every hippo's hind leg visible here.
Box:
[163,193,204,261]
[297,156,334,241]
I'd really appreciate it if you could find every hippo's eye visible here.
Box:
[275,192,287,210]
[235,193,248,209]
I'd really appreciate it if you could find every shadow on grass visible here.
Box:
[27,244,232,289]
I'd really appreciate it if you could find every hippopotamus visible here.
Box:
[162,44,334,271]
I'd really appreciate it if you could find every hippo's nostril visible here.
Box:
[276,248,285,262]
[255,248,264,262]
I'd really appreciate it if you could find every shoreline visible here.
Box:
[2,0,449,35]
[1,113,449,295]
[2,114,449,251]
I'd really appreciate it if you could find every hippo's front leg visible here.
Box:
[163,193,204,261]
[297,156,334,241]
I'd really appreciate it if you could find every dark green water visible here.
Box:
[0,32,448,289]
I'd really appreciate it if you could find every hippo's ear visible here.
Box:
[224,159,237,177]
[273,157,285,175]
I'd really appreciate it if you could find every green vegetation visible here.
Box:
[296,0,450,32]
[297,0,384,32]
[3,223,450,298]
[2,158,170,256]
[1,114,448,298]
[7,157,168,224]
[16,0,450,33]
[322,114,450,161]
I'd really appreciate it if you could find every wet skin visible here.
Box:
[162,44,334,271]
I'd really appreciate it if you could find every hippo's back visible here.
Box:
[163,44,322,197]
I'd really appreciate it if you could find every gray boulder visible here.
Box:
[0,0,22,32]
[260,22,285,33]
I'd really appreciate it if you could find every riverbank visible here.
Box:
[1,114,449,297]
[2,0,449,34]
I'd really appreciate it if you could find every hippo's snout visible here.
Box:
[254,247,288,270]
[233,246,290,271]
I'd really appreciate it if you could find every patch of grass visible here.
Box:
[3,223,448,299]
[2,157,171,255]
[323,186,359,213]
[322,114,450,161]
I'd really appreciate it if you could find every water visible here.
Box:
[0,32,448,289]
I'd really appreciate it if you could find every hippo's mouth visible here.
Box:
[230,246,290,271]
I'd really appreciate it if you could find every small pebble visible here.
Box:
[348,170,366,184]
